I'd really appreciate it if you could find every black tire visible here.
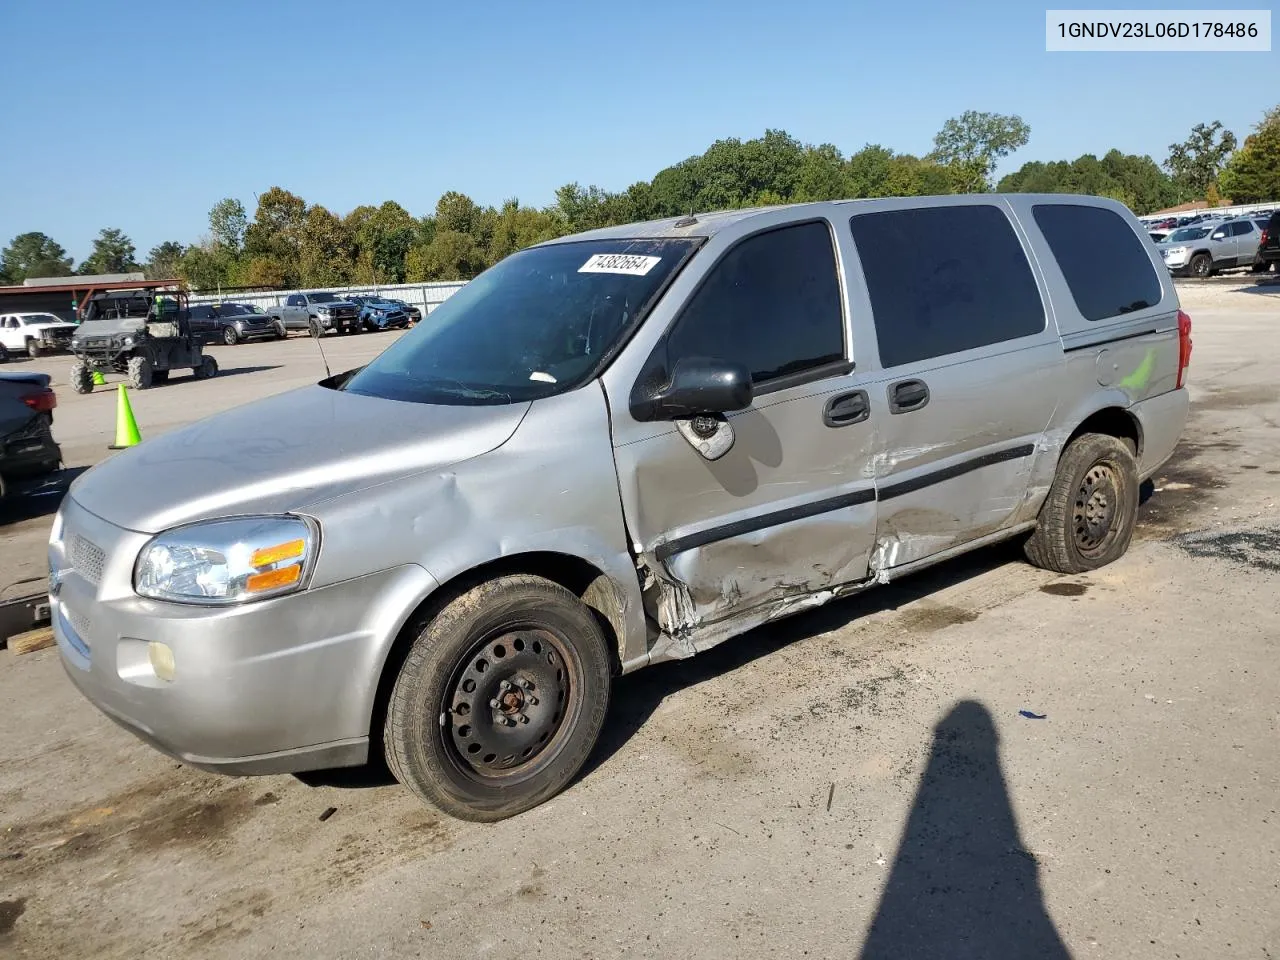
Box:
[384,574,612,822]
[1025,433,1139,574]
[308,318,323,339]
[1189,253,1212,278]
[26,339,41,359]
[69,360,93,394]
[273,319,287,339]
[194,355,218,380]
[0,343,8,363]
[223,325,239,345]
[151,369,169,384]
[126,355,153,390]
[1251,259,1269,274]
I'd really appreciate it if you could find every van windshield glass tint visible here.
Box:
[1033,204,1163,321]
[341,238,699,405]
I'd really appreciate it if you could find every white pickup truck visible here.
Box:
[271,292,363,337]
[0,312,79,359]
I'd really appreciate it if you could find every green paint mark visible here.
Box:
[1119,348,1156,391]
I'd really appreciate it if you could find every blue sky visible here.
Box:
[1,0,1275,262]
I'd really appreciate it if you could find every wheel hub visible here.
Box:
[1073,464,1118,552]
[446,629,569,774]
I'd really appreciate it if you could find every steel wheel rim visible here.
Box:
[1073,462,1119,557]
[440,624,580,785]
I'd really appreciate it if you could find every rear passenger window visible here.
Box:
[848,205,1045,368]
[664,221,845,385]
[1032,204,1162,321]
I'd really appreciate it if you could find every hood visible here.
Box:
[26,321,78,332]
[69,385,530,533]
[314,300,357,310]
[75,317,145,337]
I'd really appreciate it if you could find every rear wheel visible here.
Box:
[223,325,239,345]
[69,360,93,394]
[1189,253,1212,278]
[1025,433,1139,574]
[384,574,613,822]
[0,343,11,363]
[126,355,153,390]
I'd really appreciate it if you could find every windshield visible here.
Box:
[342,238,700,405]
[1167,227,1209,243]
[307,292,340,304]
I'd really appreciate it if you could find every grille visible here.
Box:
[71,535,106,585]
[60,603,92,655]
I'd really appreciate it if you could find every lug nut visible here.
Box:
[499,680,513,692]
[519,715,530,724]
[526,695,539,706]
[516,678,534,690]
[489,698,501,709]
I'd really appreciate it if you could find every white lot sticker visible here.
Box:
[578,253,661,276]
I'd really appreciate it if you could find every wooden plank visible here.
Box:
[8,626,55,656]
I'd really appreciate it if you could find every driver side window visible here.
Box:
[662,221,846,389]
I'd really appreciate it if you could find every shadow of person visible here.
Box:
[859,700,1071,960]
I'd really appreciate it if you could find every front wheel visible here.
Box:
[126,355,153,390]
[308,318,323,339]
[1189,253,1212,278]
[384,574,613,822]
[27,340,42,359]
[1025,433,1139,574]
[69,360,93,394]
[223,325,239,345]
[273,319,287,339]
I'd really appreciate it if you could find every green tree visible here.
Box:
[351,201,416,283]
[794,143,849,201]
[1218,106,1280,204]
[209,198,248,253]
[930,110,1031,192]
[0,232,74,282]
[844,145,896,198]
[144,241,186,279]
[299,205,354,286]
[405,229,485,281]
[1165,121,1237,200]
[998,150,1177,214]
[243,187,306,285]
[178,242,236,291]
[79,227,139,274]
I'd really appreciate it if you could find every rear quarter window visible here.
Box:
[1032,204,1163,322]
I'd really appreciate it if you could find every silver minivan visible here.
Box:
[51,195,1192,821]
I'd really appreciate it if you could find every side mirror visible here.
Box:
[1212,232,1226,240]
[631,356,753,422]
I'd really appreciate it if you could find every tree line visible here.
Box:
[4,105,1278,290]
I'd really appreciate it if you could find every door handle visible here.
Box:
[823,390,869,427]
[888,379,930,414]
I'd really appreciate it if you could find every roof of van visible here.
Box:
[540,193,1129,245]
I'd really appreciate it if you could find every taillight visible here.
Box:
[1260,229,1270,245]
[1176,309,1193,389]
[21,388,57,415]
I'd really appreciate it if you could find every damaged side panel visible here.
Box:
[644,495,878,647]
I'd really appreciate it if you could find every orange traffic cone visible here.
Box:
[108,384,142,450]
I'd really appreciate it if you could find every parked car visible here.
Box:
[51,194,1191,822]
[0,371,60,498]
[347,296,411,332]
[1148,231,1169,244]
[384,298,422,325]
[271,292,362,337]
[189,302,282,345]
[1255,210,1280,273]
[0,312,79,358]
[1158,217,1263,277]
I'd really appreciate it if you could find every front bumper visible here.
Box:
[52,496,438,775]
[319,314,361,333]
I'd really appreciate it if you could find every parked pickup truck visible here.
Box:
[271,292,363,337]
[0,312,79,358]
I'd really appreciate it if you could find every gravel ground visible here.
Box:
[1,281,1278,959]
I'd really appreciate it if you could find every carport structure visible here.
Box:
[0,276,185,324]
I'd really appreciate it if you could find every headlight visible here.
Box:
[70,338,80,349]
[121,336,135,348]
[134,516,318,605]
[317,306,333,314]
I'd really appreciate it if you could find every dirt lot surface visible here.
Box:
[2,281,1279,959]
